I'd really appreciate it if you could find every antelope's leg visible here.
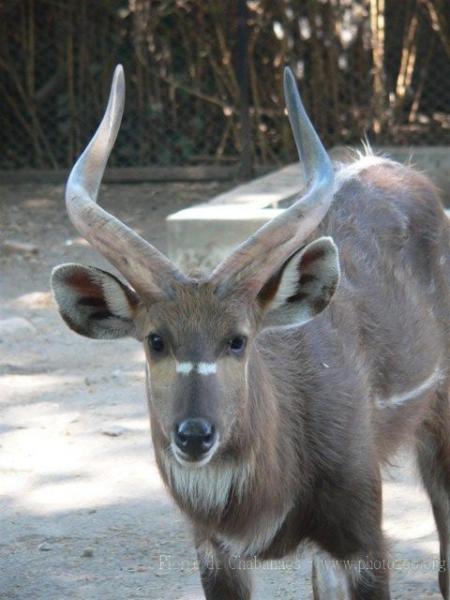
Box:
[195,536,252,600]
[416,388,450,600]
[312,550,350,600]
[312,464,391,599]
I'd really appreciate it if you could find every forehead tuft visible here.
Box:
[147,280,251,338]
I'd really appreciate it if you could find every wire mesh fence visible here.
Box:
[0,0,449,172]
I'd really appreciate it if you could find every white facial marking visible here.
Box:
[197,362,217,375]
[175,361,217,375]
[376,368,442,409]
[176,361,194,375]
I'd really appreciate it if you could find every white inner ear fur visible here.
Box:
[51,263,137,339]
[264,236,340,325]
[96,273,135,319]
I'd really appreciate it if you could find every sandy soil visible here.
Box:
[0,182,445,599]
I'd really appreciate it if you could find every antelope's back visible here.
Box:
[318,156,449,424]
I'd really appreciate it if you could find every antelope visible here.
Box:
[51,65,450,600]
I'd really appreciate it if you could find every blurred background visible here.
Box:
[0,0,449,177]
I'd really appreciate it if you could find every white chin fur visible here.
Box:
[170,437,220,469]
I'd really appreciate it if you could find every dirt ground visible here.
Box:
[0,181,445,599]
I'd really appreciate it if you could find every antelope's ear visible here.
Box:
[257,237,340,328]
[51,264,139,339]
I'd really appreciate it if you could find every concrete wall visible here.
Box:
[167,146,450,271]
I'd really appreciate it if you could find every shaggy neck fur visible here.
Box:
[154,343,300,548]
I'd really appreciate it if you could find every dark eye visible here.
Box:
[228,335,247,355]
[148,333,165,353]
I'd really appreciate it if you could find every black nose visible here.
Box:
[174,418,216,459]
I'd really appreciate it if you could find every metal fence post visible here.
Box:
[236,0,253,180]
